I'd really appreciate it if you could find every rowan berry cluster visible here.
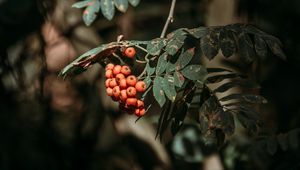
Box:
[105,63,147,117]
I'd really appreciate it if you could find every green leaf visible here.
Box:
[186,27,208,39]
[236,112,258,133]
[83,0,100,26]
[238,32,256,63]
[162,75,177,102]
[219,29,236,58]
[146,62,155,76]
[175,48,195,70]
[147,38,166,56]
[100,0,115,20]
[254,35,268,58]
[114,0,128,13]
[153,77,166,107]
[144,76,152,87]
[166,62,176,73]
[174,71,185,87]
[72,0,92,8]
[200,30,219,60]
[166,34,186,55]
[181,65,207,81]
[156,52,168,75]
[128,0,140,7]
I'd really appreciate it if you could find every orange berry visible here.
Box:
[105,79,111,88]
[106,88,113,96]
[126,98,137,107]
[109,78,118,88]
[120,89,128,102]
[135,81,146,92]
[121,66,131,76]
[105,63,114,70]
[124,47,136,58]
[126,75,137,87]
[119,78,127,89]
[136,100,144,108]
[113,65,122,75]
[126,87,137,97]
[105,69,113,78]
[115,73,125,82]
[139,108,146,116]
[113,86,120,98]
[135,108,146,117]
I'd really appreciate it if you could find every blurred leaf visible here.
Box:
[206,73,246,84]
[277,133,288,151]
[213,79,260,93]
[153,76,166,107]
[264,36,286,60]
[219,94,267,104]
[171,102,188,135]
[156,101,171,140]
[147,38,166,56]
[72,0,92,8]
[238,32,256,63]
[207,67,233,73]
[128,0,140,7]
[146,62,155,76]
[219,29,236,58]
[186,27,208,39]
[156,52,168,75]
[162,75,176,102]
[254,35,268,58]
[266,137,278,155]
[100,0,115,20]
[200,30,219,60]
[236,112,258,133]
[114,0,128,13]
[83,0,100,26]
[175,48,195,70]
[174,71,185,87]
[287,129,300,150]
[230,105,260,122]
[181,65,207,81]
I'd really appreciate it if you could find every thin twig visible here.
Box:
[160,0,177,38]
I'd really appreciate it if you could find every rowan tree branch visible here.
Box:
[160,0,177,38]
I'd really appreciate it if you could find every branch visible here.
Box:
[160,0,177,38]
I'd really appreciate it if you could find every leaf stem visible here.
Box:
[160,0,177,38]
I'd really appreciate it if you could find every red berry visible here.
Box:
[106,88,113,96]
[136,100,144,108]
[119,78,127,89]
[120,89,128,102]
[126,75,137,87]
[105,69,113,78]
[121,65,131,76]
[126,87,137,97]
[105,63,114,70]
[126,98,137,107]
[135,81,146,92]
[113,65,122,75]
[124,47,136,58]
[109,78,118,88]
[135,108,146,117]
[113,86,120,98]
[105,79,111,88]
[115,73,125,82]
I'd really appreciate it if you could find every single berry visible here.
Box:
[139,108,146,116]
[120,89,128,102]
[113,65,122,75]
[105,79,111,88]
[105,63,114,70]
[126,98,137,107]
[136,100,144,108]
[126,87,137,97]
[124,47,136,58]
[109,78,118,88]
[115,73,125,82]
[119,78,127,89]
[121,65,131,76]
[112,86,120,98]
[126,75,137,87]
[105,69,113,78]
[135,108,146,117]
[135,81,146,92]
[106,88,113,96]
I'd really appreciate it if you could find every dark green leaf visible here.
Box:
[213,79,260,93]
[186,27,208,39]
[166,33,186,55]
[231,106,260,123]
[128,0,140,6]
[153,77,166,107]
[181,65,207,81]
[277,133,288,151]
[238,32,256,63]
[219,94,267,104]
[156,52,168,75]
[175,48,195,70]
[162,75,177,102]
[287,129,300,149]
[171,102,187,135]
[146,62,155,76]
[147,38,166,56]
[166,62,176,73]
[83,0,100,26]
[236,112,258,133]
[266,137,278,155]
[114,0,128,13]
[174,71,185,87]
[156,100,171,140]
[72,0,92,8]
[100,0,115,20]
[219,29,236,58]
[206,67,233,73]
[264,36,286,60]
[206,73,245,84]
[254,35,268,58]
[200,31,219,60]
